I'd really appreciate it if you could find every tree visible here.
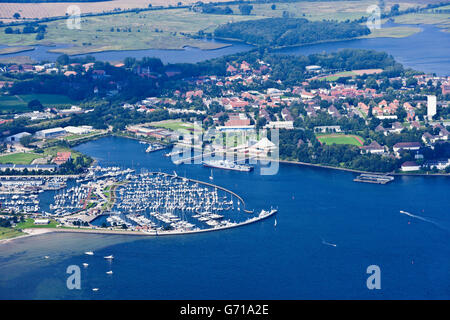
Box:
[238,4,253,15]
[20,135,34,147]
[13,13,20,19]
[57,54,70,66]
[28,99,44,111]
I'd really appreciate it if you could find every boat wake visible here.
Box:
[399,210,447,231]
[321,239,337,247]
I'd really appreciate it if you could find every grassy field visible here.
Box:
[15,218,58,229]
[150,119,196,132]
[0,227,24,240]
[226,1,420,21]
[0,94,77,113]
[317,134,364,147]
[361,26,423,38]
[0,152,42,164]
[0,8,261,54]
[390,13,450,31]
[0,145,86,165]
[0,46,34,55]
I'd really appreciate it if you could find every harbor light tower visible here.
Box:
[427,95,437,121]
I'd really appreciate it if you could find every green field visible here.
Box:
[0,8,261,54]
[225,1,420,21]
[390,13,450,31]
[0,94,77,113]
[150,120,196,132]
[0,152,42,164]
[15,218,58,229]
[0,227,24,240]
[317,134,364,147]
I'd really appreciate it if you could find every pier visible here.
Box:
[353,174,394,184]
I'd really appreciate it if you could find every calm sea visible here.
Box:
[0,136,449,299]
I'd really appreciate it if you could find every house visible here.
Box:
[224,113,250,127]
[52,152,71,165]
[424,159,450,170]
[360,141,385,154]
[393,142,421,153]
[314,126,341,133]
[401,161,421,172]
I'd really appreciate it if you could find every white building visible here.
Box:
[427,95,437,121]
[35,127,66,139]
[265,121,294,129]
[5,132,31,144]
[401,161,421,172]
[63,126,93,135]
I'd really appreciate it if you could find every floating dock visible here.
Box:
[353,174,394,184]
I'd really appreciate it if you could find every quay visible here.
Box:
[353,174,394,184]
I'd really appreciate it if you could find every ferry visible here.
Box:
[202,160,253,172]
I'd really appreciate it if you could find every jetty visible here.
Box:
[353,174,394,184]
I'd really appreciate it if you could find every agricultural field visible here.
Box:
[225,1,422,22]
[317,134,365,147]
[0,8,261,54]
[0,94,77,113]
[389,13,450,32]
[0,0,231,20]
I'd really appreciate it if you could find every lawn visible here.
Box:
[15,218,58,229]
[150,120,196,132]
[0,94,77,113]
[0,152,43,164]
[317,134,364,147]
[0,227,24,240]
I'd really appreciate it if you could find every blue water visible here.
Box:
[275,23,450,76]
[1,136,449,299]
[1,24,449,74]
[0,39,254,64]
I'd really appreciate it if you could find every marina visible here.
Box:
[2,159,275,235]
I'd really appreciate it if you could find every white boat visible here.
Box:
[92,288,99,292]
[85,251,94,255]
[106,270,113,275]
[104,255,114,260]
[44,256,49,259]
[83,263,89,267]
